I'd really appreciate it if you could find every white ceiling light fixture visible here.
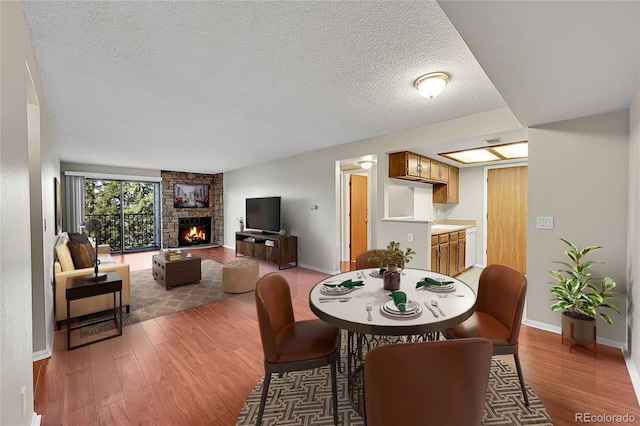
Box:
[440,141,528,164]
[358,160,375,170]
[414,72,450,99]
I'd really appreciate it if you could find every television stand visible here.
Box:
[235,231,298,270]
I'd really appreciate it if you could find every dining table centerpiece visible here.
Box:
[369,241,415,290]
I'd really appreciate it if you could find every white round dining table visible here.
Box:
[309,267,476,336]
[308,267,477,416]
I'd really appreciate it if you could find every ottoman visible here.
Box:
[222,259,259,293]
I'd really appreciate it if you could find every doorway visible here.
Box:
[337,156,376,269]
[485,164,528,274]
[350,174,368,261]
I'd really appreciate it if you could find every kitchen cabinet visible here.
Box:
[433,165,459,204]
[388,151,427,181]
[430,234,449,275]
[430,229,467,277]
[389,151,459,204]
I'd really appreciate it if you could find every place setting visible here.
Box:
[415,276,457,293]
[379,290,422,319]
[319,277,364,296]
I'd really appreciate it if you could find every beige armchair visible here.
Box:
[54,233,130,328]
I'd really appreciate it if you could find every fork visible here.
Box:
[319,298,350,303]
[366,303,372,321]
[437,294,465,298]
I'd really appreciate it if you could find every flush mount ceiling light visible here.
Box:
[414,72,450,99]
[440,141,528,164]
[358,160,375,170]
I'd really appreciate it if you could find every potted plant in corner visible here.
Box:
[369,241,416,290]
[549,238,620,347]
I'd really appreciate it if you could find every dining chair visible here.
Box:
[254,272,341,425]
[444,263,529,406]
[355,249,386,269]
[364,338,493,426]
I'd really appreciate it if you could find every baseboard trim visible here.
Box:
[523,319,625,350]
[523,318,637,404]
[32,412,42,426]
[623,350,640,406]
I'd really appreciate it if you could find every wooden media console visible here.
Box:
[235,231,298,270]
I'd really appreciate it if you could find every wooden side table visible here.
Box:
[66,271,122,350]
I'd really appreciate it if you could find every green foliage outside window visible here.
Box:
[85,179,157,251]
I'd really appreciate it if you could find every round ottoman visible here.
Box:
[222,259,259,293]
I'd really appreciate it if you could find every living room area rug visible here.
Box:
[80,259,232,335]
[236,350,553,426]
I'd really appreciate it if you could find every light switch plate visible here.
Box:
[536,216,554,230]
[408,233,414,243]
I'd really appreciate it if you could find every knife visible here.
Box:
[319,296,352,301]
[423,301,439,317]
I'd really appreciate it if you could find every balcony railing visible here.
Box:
[86,213,157,253]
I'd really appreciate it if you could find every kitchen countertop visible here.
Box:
[431,220,476,235]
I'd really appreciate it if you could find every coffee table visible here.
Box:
[152,252,202,289]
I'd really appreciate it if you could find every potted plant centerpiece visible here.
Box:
[549,238,619,346]
[369,241,415,290]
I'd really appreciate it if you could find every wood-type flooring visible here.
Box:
[33,247,639,425]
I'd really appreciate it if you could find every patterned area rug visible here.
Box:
[80,259,230,335]
[236,351,552,426]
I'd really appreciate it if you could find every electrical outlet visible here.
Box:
[536,216,554,230]
[408,233,414,243]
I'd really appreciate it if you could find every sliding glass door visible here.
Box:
[85,179,160,253]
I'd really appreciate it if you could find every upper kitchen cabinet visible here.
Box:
[389,151,427,181]
[433,165,459,204]
[388,151,459,204]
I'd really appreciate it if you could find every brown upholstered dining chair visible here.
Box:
[355,249,386,269]
[445,264,529,406]
[254,272,341,425]
[364,338,493,426]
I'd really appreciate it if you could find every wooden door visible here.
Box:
[349,174,368,261]
[487,166,528,274]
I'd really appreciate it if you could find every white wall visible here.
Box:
[629,91,640,370]
[527,110,630,344]
[444,165,486,266]
[0,1,52,423]
[224,107,522,273]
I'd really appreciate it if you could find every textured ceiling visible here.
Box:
[439,1,640,128]
[22,1,506,173]
[22,1,640,174]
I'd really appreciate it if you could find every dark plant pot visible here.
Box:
[383,270,400,291]
[562,311,596,346]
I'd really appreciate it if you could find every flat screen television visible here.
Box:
[246,196,281,233]
[173,184,209,208]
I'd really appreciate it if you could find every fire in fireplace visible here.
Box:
[178,217,211,247]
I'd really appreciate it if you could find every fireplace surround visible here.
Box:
[178,217,211,247]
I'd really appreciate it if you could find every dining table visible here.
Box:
[309,267,476,415]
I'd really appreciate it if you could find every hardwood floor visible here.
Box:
[34,247,639,425]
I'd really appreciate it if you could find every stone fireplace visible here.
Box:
[178,217,211,247]
[161,170,223,249]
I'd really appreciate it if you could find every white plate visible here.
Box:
[369,270,383,278]
[380,301,422,318]
[423,283,456,292]
[320,283,354,296]
[382,300,419,314]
